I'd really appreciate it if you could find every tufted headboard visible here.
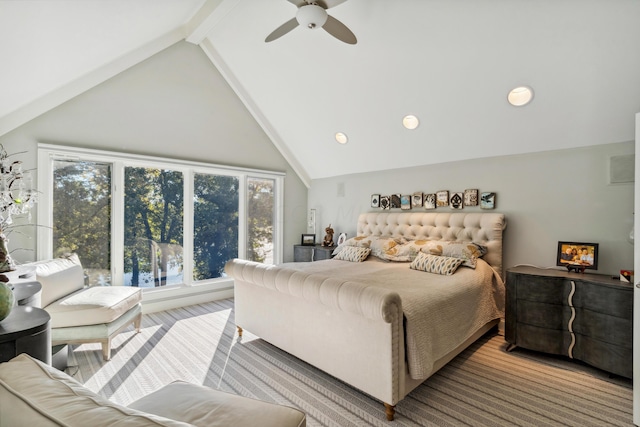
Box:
[356,212,507,278]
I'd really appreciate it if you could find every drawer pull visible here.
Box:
[567,280,576,358]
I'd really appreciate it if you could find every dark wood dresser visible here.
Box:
[505,266,632,378]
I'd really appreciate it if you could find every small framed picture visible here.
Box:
[556,241,599,271]
[337,232,347,246]
[480,192,496,209]
[390,194,401,209]
[412,192,423,208]
[464,189,478,206]
[380,195,390,210]
[301,234,316,246]
[400,195,411,210]
[436,190,449,207]
[424,193,436,210]
[371,194,380,208]
[450,192,463,209]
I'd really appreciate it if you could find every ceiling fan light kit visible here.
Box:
[265,0,357,44]
[297,4,327,29]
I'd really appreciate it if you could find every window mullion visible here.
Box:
[36,149,54,260]
[183,171,194,286]
[238,174,247,259]
[111,161,125,286]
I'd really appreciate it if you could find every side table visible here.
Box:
[0,306,51,364]
[12,280,42,307]
[293,244,334,262]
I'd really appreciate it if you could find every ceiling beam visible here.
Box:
[185,0,242,45]
[199,38,311,188]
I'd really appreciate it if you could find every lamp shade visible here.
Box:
[296,4,328,29]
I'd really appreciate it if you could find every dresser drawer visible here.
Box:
[508,273,567,303]
[515,324,572,356]
[571,281,633,318]
[573,308,632,348]
[516,301,568,329]
[573,335,632,378]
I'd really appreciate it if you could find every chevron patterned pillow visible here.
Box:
[409,252,463,275]
[334,246,371,262]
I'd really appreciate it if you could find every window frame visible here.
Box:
[37,143,284,290]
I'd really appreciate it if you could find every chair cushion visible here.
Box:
[31,254,85,308]
[0,354,191,427]
[129,381,306,427]
[45,286,142,328]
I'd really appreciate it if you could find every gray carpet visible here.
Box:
[67,299,633,426]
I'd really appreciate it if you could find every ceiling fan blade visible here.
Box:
[316,0,349,10]
[265,18,299,43]
[287,0,308,7]
[322,15,357,44]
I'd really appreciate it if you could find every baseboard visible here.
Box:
[141,284,234,314]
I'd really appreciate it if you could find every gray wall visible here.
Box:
[308,142,634,276]
[0,41,307,263]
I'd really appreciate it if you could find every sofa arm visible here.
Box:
[0,354,191,427]
[128,381,306,427]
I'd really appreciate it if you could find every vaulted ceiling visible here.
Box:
[2,0,639,187]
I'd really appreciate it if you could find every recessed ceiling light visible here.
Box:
[402,115,419,130]
[508,86,534,106]
[335,132,348,144]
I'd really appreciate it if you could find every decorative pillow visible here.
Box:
[422,241,487,268]
[410,252,463,275]
[335,235,412,261]
[333,246,371,262]
[333,235,374,255]
[368,237,410,261]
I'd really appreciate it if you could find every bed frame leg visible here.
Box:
[384,403,395,421]
[237,326,243,337]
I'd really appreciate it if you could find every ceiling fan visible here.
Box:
[265,0,357,45]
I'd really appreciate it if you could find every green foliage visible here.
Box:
[52,161,111,274]
[124,167,184,287]
[247,178,274,263]
[52,161,276,287]
[193,174,239,280]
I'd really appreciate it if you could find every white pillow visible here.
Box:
[333,246,371,262]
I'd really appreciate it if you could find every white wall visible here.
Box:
[309,141,634,276]
[0,41,308,263]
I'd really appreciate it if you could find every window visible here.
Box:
[124,167,184,287]
[38,144,283,289]
[193,173,239,281]
[52,160,111,286]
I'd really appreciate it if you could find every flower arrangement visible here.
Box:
[0,144,36,273]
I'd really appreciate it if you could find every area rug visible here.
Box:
[67,299,633,426]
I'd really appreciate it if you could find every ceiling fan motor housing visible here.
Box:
[296,4,328,29]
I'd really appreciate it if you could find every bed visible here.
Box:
[225,212,506,421]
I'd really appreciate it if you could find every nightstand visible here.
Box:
[0,306,51,364]
[505,266,632,378]
[293,244,334,262]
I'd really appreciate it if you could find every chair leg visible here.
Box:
[134,312,142,333]
[102,338,111,361]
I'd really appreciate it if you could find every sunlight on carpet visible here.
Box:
[66,299,633,427]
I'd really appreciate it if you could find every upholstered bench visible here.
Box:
[28,254,142,360]
[0,354,307,427]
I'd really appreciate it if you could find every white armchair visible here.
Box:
[27,254,142,361]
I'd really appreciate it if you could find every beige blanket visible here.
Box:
[227,257,504,379]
